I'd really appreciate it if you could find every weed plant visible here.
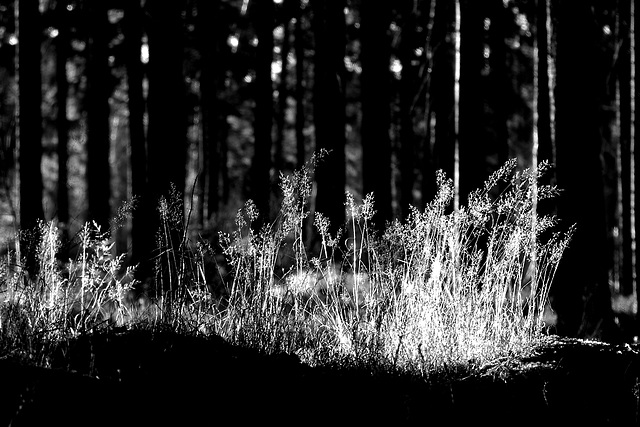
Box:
[0,156,572,375]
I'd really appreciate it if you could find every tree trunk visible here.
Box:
[123,0,149,270]
[86,1,111,231]
[197,0,223,224]
[311,0,347,234]
[430,0,455,193]
[17,0,44,271]
[458,0,485,206]
[295,5,306,169]
[274,15,290,172]
[361,0,392,229]
[250,0,275,225]
[55,0,70,241]
[420,0,438,207]
[553,0,619,341]
[398,0,418,220]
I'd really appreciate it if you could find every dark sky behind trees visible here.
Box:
[0,0,638,341]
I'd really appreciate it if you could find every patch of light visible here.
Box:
[414,47,423,57]
[241,0,249,16]
[390,21,399,32]
[273,25,284,40]
[228,33,239,53]
[484,45,490,59]
[108,9,124,24]
[274,0,283,3]
[603,25,611,36]
[66,4,74,11]
[391,58,402,79]
[272,60,282,81]
[47,27,59,38]
[244,72,254,83]
[8,34,17,46]
[250,36,258,47]
[484,17,491,31]
[141,42,149,64]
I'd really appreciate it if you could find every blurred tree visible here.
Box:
[17,0,45,270]
[197,0,225,223]
[123,0,149,270]
[458,0,485,206]
[55,0,70,240]
[311,0,347,234]
[420,0,438,207]
[398,0,419,219]
[250,0,275,225]
[361,0,392,229]
[553,0,619,340]
[85,1,111,231]
[294,2,306,169]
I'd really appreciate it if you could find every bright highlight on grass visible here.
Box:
[0,156,572,374]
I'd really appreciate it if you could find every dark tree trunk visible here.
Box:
[311,0,347,234]
[295,5,306,169]
[553,0,619,341]
[487,0,509,170]
[85,1,111,231]
[55,0,69,239]
[274,15,290,172]
[361,0,392,229]
[123,0,148,269]
[618,0,634,296]
[430,0,455,187]
[420,0,438,207]
[197,0,223,223]
[398,0,418,220]
[250,0,275,225]
[458,0,485,205]
[146,0,187,201]
[17,0,44,271]
[536,0,554,167]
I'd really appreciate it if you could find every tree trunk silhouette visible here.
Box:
[55,0,70,242]
[250,0,275,226]
[123,0,149,271]
[295,5,306,169]
[398,0,418,220]
[361,0,392,229]
[430,0,455,193]
[145,0,187,289]
[553,0,619,341]
[458,0,485,206]
[86,1,111,231]
[274,14,290,172]
[197,0,223,224]
[17,0,44,272]
[487,0,509,171]
[420,0,438,207]
[311,0,346,234]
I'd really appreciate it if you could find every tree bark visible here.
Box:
[361,0,392,229]
[295,5,306,169]
[85,1,112,231]
[123,0,149,270]
[55,0,70,239]
[250,0,275,226]
[311,0,347,234]
[553,0,619,341]
[17,0,44,271]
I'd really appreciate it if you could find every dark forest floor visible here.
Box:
[1,330,639,426]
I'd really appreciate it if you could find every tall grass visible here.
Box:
[0,157,571,374]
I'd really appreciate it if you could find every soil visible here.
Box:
[1,330,639,426]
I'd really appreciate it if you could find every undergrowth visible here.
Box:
[0,155,572,375]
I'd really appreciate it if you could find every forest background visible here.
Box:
[0,0,638,343]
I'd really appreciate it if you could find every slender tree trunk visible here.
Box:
[250,0,275,225]
[488,0,509,169]
[311,0,346,234]
[295,5,306,169]
[398,0,418,220]
[55,0,69,241]
[123,0,149,270]
[275,16,291,172]
[430,0,455,197]
[553,0,619,341]
[17,0,44,272]
[197,0,222,223]
[457,0,484,208]
[86,1,111,231]
[420,0,438,206]
[361,0,392,228]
